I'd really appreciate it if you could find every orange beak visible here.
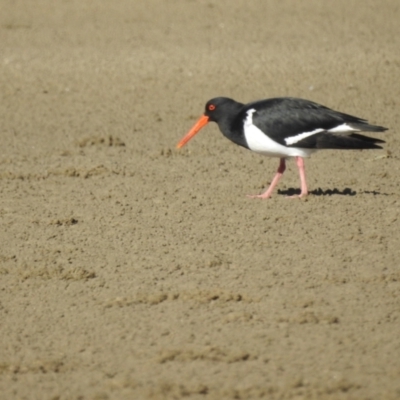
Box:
[176,115,210,149]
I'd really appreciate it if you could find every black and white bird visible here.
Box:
[177,97,387,198]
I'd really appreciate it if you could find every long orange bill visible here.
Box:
[176,115,209,148]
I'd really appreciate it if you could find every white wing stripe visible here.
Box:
[328,123,357,133]
[285,123,357,145]
[285,128,324,145]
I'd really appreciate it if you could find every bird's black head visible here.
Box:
[177,97,243,149]
[204,97,243,122]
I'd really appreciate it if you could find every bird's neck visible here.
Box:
[218,113,248,149]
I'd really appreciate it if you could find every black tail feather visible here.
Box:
[349,122,388,132]
[316,133,384,150]
[349,133,385,144]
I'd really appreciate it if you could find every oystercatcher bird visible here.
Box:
[177,97,387,198]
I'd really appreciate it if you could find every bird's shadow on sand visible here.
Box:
[277,188,387,197]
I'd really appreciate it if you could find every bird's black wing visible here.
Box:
[246,97,385,149]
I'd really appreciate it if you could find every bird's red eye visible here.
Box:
[208,104,216,111]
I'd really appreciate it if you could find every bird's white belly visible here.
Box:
[243,109,314,158]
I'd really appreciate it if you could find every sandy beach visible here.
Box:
[1,1,400,398]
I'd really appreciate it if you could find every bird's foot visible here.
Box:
[246,193,272,199]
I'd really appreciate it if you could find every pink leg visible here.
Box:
[247,158,286,199]
[287,156,308,198]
